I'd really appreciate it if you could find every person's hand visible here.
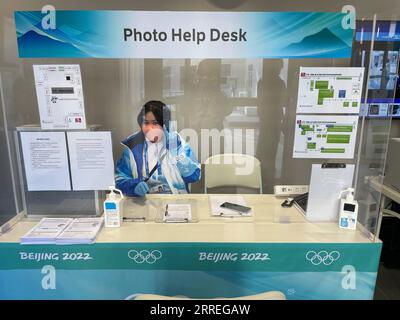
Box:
[148,175,167,185]
[134,181,149,197]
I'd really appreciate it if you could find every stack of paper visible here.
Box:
[21,218,73,244]
[20,217,104,245]
[56,218,104,244]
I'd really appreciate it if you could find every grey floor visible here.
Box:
[374,263,400,299]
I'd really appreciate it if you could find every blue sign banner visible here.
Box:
[0,242,381,299]
[14,11,354,59]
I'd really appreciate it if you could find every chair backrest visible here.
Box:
[131,291,286,300]
[204,153,262,194]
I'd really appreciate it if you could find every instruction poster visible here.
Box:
[20,131,71,191]
[67,132,115,190]
[33,65,86,130]
[296,67,364,114]
[293,115,359,159]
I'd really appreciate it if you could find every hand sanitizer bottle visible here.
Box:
[338,188,358,230]
[104,186,124,228]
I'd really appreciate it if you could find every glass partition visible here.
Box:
[0,0,398,239]
[353,14,400,240]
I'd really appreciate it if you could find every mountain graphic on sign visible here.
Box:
[283,28,350,57]
[17,30,90,58]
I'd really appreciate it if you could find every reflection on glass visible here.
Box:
[256,60,286,193]
[162,59,185,97]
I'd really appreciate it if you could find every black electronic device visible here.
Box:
[220,202,252,214]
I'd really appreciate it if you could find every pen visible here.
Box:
[123,217,146,222]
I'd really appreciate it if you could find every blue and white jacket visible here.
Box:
[115,130,201,197]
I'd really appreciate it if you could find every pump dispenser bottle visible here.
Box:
[338,188,358,230]
[104,186,124,228]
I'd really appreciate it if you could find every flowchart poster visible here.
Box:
[296,67,364,114]
[293,115,359,159]
[33,64,86,130]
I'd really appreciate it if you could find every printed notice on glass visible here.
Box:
[33,64,86,130]
[297,67,364,114]
[20,132,71,191]
[67,131,115,190]
[293,115,359,159]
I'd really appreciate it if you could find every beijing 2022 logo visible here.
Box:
[306,251,340,266]
[128,250,162,264]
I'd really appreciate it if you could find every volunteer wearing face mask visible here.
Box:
[115,100,201,197]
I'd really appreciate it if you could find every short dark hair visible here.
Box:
[137,100,171,129]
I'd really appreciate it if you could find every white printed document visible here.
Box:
[56,218,104,244]
[293,115,359,159]
[67,131,115,190]
[21,218,103,245]
[306,164,355,222]
[20,131,71,191]
[20,218,73,244]
[33,64,86,130]
[297,67,364,114]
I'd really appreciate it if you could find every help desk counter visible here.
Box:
[0,194,381,300]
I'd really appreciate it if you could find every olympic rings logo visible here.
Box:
[127,250,162,264]
[305,251,340,266]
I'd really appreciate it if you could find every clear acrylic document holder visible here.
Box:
[155,199,198,223]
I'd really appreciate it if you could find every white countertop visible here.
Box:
[0,194,378,244]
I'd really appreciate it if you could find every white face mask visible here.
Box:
[144,127,164,143]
